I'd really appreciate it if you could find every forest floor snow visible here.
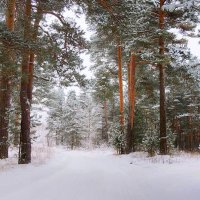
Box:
[0,148,200,200]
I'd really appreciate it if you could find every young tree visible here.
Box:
[47,88,66,146]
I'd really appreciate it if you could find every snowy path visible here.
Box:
[0,149,200,200]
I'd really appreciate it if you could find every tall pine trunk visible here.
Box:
[18,0,32,164]
[27,3,42,103]
[0,0,16,159]
[117,40,125,154]
[126,52,136,153]
[159,0,167,155]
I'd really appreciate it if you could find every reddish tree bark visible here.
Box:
[27,52,34,103]
[117,41,125,154]
[27,3,42,103]
[0,0,16,159]
[126,52,136,153]
[97,0,125,129]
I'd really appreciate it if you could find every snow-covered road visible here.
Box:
[0,149,200,200]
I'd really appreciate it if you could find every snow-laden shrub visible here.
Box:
[109,124,125,154]
[142,130,159,157]
[142,126,176,156]
[167,128,176,154]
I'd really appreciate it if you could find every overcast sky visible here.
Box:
[188,37,200,58]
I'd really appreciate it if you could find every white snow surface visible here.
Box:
[0,149,200,200]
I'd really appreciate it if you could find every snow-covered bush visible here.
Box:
[110,124,125,154]
[167,128,176,154]
[142,127,176,157]
[142,130,159,157]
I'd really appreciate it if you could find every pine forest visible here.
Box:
[0,1,200,200]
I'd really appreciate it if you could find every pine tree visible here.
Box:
[86,0,199,154]
[19,0,32,164]
[47,88,66,146]
[78,89,103,147]
[0,0,16,159]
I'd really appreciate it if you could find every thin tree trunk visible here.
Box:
[102,99,108,142]
[88,111,90,140]
[12,81,20,146]
[13,110,20,146]
[126,52,136,153]
[159,0,167,155]
[18,0,32,164]
[0,0,16,159]
[117,40,124,128]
